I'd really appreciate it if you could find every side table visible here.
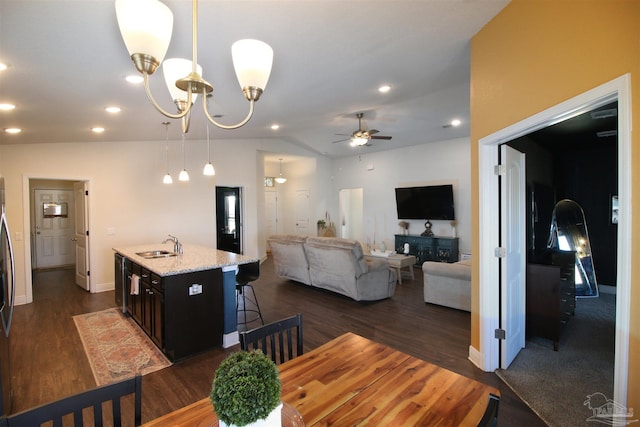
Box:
[366,254,416,284]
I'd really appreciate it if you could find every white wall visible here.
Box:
[0,138,326,304]
[329,137,471,255]
[262,155,334,238]
[0,135,469,305]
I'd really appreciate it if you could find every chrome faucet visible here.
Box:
[163,234,183,254]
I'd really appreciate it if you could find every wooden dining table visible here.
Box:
[142,332,499,426]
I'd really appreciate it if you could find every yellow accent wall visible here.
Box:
[470,0,640,408]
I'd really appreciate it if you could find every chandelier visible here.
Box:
[115,0,274,133]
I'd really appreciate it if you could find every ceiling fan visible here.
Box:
[332,113,392,146]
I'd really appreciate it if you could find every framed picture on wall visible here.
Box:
[264,177,274,187]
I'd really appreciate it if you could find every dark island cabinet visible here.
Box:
[526,251,575,351]
[394,234,459,265]
[120,257,223,361]
[162,268,223,361]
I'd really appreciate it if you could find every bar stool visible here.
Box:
[236,261,264,328]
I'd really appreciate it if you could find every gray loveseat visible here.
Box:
[422,259,471,311]
[267,234,396,301]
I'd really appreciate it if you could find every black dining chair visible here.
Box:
[6,374,142,427]
[236,261,264,328]
[477,393,500,427]
[240,313,303,364]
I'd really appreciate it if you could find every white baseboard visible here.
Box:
[92,282,113,293]
[468,344,488,371]
[223,331,239,348]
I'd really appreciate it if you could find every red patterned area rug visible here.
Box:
[73,308,171,386]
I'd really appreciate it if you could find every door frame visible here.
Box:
[215,186,243,254]
[21,175,92,303]
[475,74,631,405]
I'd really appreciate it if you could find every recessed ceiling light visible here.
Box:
[0,103,16,111]
[105,106,121,113]
[451,119,462,127]
[378,85,391,93]
[91,127,105,133]
[271,124,280,130]
[5,128,21,134]
[125,75,144,84]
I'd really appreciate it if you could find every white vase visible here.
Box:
[219,403,283,427]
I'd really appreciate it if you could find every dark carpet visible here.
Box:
[496,292,616,426]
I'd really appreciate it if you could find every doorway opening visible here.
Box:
[476,75,631,405]
[216,186,243,254]
[338,188,363,241]
[23,177,92,303]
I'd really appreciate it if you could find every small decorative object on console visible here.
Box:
[421,220,434,237]
[398,220,410,235]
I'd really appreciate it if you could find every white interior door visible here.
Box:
[339,188,363,241]
[295,189,310,236]
[73,181,90,291]
[265,190,278,240]
[500,144,526,369]
[34,189,75,269]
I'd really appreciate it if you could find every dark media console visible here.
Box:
[394,234,459,265]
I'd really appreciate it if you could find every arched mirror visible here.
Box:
[547,199,599,297]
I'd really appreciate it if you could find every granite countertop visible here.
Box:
[113,243,258,276]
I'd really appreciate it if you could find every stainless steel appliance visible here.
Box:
[114,253,126,313]
[0,178,16,418]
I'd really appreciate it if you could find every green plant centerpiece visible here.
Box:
[210,350,282,427]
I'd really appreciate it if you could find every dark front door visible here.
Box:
[216,186,242,254]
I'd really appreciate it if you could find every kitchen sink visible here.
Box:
[135,250,178,259]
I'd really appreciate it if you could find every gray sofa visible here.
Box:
[267,234,396,301]
[422,259,471,311]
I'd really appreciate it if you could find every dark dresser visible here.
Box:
[526,251,575,351]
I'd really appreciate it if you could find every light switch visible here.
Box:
[14,231,23,241]
[107,227,116,235]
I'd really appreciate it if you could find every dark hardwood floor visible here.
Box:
[10,259,546,426]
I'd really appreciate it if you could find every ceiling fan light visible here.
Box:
[351,136,369,146]
[163,58,203,103]
[115,0,173,67]
[232,39,274,93]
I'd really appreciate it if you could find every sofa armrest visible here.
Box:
[422,261,471,281]
[366,257,391,272]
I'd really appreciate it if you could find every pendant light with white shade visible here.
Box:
[203,124,215,176]
[275,158,287,184]
[162,121,173,184]
[115,0,274,133]
[178,133,189,181]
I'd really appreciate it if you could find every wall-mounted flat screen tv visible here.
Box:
[395,185,455,220]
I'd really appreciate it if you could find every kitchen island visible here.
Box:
[113,243,257,361]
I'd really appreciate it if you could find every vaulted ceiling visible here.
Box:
[0,0,511,158]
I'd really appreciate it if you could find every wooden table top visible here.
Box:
[142,332,499,426]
